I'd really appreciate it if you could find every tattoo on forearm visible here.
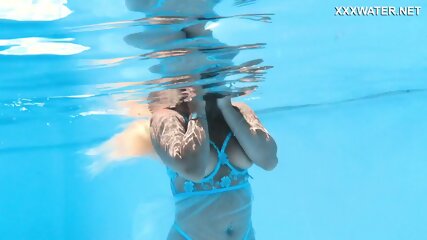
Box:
[150,113,206,159]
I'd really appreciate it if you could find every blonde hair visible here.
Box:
[86,99,158,176]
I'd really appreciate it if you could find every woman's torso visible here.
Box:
[169,187,254,240]
[167,111,255,239]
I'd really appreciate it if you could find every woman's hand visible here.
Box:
[217,95,232,109]
[184,86,206,113]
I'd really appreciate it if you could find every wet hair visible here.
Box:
[204,93,231,136]
[203,92,225,101]
[171,92,222,115]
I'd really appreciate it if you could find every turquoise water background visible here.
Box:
[1,0,427,239]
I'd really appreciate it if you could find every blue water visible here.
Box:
[1,0,427,239]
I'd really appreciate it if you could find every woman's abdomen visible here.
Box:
[171,185,253,240]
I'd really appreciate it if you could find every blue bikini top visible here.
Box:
[167,132,251,197]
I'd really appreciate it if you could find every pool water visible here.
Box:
[1,0,427,239]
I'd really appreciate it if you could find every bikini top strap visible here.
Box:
[220,132,233,153]
[209,140,220,153]
[209,132,233,154]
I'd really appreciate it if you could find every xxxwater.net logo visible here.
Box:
[335,6,421,16]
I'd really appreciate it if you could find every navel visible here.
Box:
[226,225,234,237]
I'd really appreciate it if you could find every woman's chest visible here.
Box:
[205,138,253,176]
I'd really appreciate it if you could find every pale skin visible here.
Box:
[97,1,278,238]
[149,93,278,239]
[150,95,278,181]
[124,0,279,177]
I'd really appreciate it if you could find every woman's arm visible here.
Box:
[150,100,210,181]
[218,96,278,170]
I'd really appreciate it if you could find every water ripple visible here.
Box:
[0,37,89,56]
[69,13,273,32]
[69,0,275,110]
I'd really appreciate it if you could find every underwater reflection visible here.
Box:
[88,0,277,239]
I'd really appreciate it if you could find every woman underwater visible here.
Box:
[130,0,278,239]
[149,87,278,239]
[90,0,278,239]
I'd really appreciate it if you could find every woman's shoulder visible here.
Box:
[151,108,185,121]
[150,108,187,133]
